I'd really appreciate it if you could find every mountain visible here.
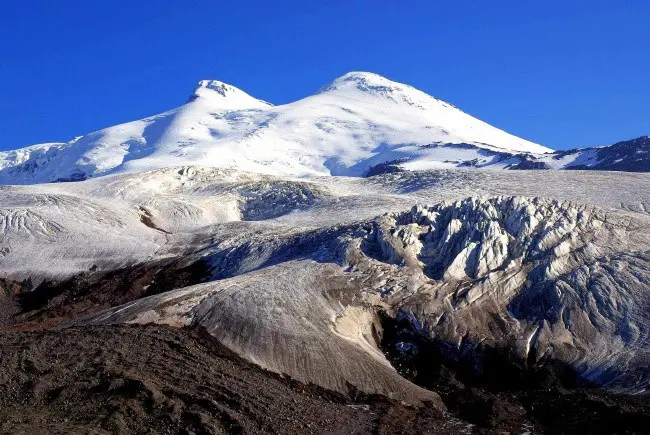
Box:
[2,73,650,433]
[0,72,554,184]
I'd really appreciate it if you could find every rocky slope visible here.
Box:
[497,136,650,172]
[0,324,465,434]
[5,324,650,434]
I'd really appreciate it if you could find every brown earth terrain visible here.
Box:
[0,324,463,435]
[2,267,650,434]
[1,321,650,434]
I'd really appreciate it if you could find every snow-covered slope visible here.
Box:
[0,72,552,184]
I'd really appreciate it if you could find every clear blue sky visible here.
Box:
[1,1,649,151]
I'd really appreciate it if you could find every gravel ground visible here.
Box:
[0,324,465,435]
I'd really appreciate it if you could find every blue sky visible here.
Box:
[1,1,648,151]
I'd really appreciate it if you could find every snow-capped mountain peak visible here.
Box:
[0,71,561,184]
[189,79,272,110]
[319,71,451,107]
[319,71,439,107]
[319,71,399,92]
